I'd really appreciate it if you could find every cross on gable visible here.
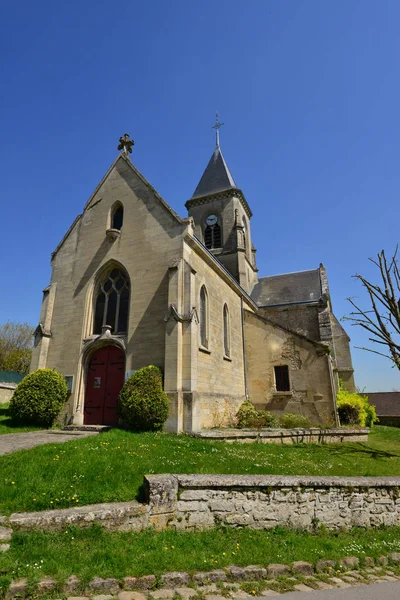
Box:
[118,133,135,155]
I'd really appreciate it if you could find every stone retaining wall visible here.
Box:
[145,474,400,531]
[5,474,400,534]
[0,382,16,404]
[193,428,369,444]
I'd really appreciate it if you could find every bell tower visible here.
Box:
[185,115,258,293]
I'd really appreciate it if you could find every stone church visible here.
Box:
[31,125,355,432]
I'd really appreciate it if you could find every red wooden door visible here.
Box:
[84,346,125,426]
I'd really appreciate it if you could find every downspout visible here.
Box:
[241,297,249,398]
[327,354,340,426]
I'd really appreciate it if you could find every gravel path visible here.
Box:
[0,430,99,456]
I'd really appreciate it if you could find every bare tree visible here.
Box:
[343,247,400,370]
[0,321,34,374]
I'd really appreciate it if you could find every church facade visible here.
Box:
[31,131,355,432]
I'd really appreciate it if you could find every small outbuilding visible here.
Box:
[365,392,400,427]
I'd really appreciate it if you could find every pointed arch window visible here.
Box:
[199,285,209,348]
[93,267,130,334]
[223,304,230,358]
[111,204,124,231]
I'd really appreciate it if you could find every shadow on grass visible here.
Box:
[304,439,400,460]
[0,405,34,431]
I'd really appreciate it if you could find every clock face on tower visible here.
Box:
[206,214,218,226]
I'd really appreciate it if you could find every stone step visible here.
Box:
[62,425,112,433]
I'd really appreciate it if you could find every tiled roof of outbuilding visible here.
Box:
[364,392,400,417]
[251,269,322,307]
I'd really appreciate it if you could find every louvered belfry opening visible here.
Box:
[204,223,221,249]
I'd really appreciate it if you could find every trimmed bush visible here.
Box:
[10,368,68,427]
[117,365,169,431]
[279,413,312,429]
[337,388,378,427]
[236,400,278,428]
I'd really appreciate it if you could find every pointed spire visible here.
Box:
[191,114,237,199]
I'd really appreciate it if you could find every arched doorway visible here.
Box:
[84,346,125,426]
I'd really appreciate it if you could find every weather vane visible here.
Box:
[118,133,135,156]
[212,112,224,147]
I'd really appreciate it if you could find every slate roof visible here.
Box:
[191,145,237,199]
[251,269,322,307]
[364,392,400,417]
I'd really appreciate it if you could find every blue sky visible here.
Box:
[1,0,399,391]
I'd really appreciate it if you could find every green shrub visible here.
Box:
[117,365,169,431]
[236,400,278,428]
[10,368,68,427]
[279,413,312,429]
[236,399,258,428]
[336,388,378,428]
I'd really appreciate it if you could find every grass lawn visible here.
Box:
[0,404,43,435]
[1,524,400,594]
[0,426,400,515]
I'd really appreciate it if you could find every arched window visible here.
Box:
[111,204,124,230]
[223,304,230,357]
[199,285,208,348]
[93,267,130,334]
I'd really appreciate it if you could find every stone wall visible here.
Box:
[145,474,400,532]
[7,474,400,534]
[193,428,369,444]
[244,311,336,425]
[0,383,16,404]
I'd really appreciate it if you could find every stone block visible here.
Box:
[161,572,190,587]
[0,544,10,552]
[37,578,57,592]
[0,526,12,542]
[389,552,400,564]
[118,593,147,600]
[242,566,267,580]
[364,557,375,567]
[341,556,359,569]
[64,576,81,593]
[174,587,197,598]
[123,575,155,590]
[7,579,27,598]
[267,564,290,578]
[92,596,115,600]
[291,561,314,575]
[150,590,174,600]
[88,578,120,593]
[227,566,247,580]
[315,559,335,573]
[377,555,389,566]
[193,570,227,583]
[66,597,89,600]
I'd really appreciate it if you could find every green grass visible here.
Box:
[1,525,400,595]
[0,404,43,435]
[0,426,400,515]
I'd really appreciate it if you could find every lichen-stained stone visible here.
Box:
[193,570,227,583]
[0,526,12,542]
[161,572,190,587]
[267,564,290,578]
[88,578,120,594]
[37,578,57,592]
[64,576,81,593]
[7,579,28,598]
[341,557,360,569]
[291,561,314,575]
[119,592,147,600]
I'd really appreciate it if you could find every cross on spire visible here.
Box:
[212,112,224,147]
[118,133,135,156]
